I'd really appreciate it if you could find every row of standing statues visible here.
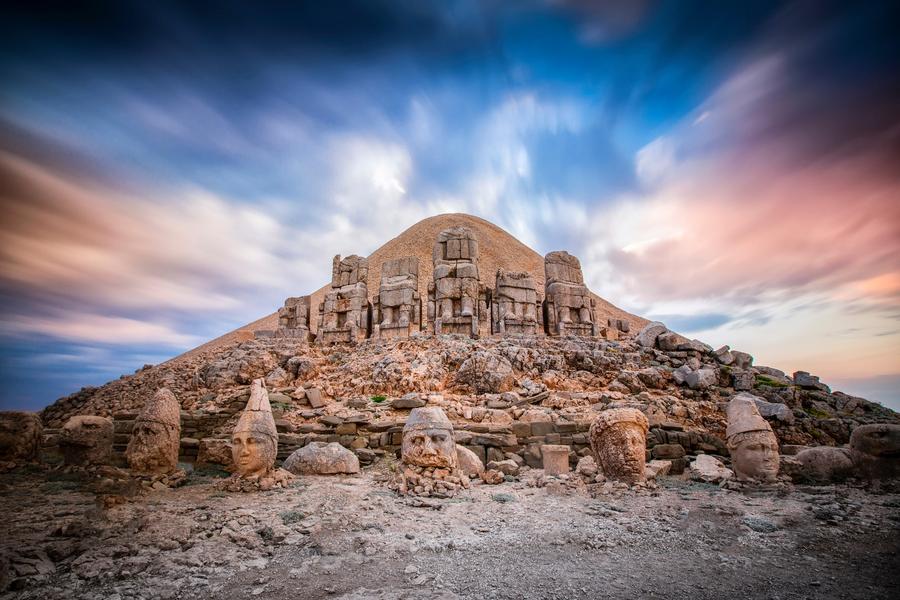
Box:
[274,226,603,344]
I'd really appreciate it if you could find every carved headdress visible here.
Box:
[725,394,770,440]
[591,408,648,435]
[136,388,180,428]
[403,407,454,433]
[234,379,277,441]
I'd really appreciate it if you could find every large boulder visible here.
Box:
[685,368,717,390]
[636,322,667,348]
[455,351,514,393]
[456,444,484,477]
[0,412,43,465]
[60,416,113,466]
[283,442,360,475]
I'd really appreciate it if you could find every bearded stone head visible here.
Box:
[589,408,649,484]
[726,394,780,482]
[401,407,457,469]
[231,379,278,480]
[0,411,43,464]
[126,388,181,475]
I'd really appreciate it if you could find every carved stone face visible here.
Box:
[401,407,458,469]
[402,427,457,468]
[589,409,648,484]
[728,430,780,482]
[231,431,276,479]
[127,421,180,474]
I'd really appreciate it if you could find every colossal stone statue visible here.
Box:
[277,296,312,340]
[543,251,596,337]
[725,394,780,482]
[126,388,181,475]
[318,255,370,344]
[589,408,649,484]
[60,416,114,466]
[374,257,421,339]
[399,406,470,496]
[428,227,490,337]
[0,412,42,466]
[231,379,278,480]
[492,269,541,335]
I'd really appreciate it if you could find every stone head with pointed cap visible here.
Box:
[402,407,457,469]
[126,388,182,474]
[589,408,649,484]
[231,379,278,479]
[726,393,780,482]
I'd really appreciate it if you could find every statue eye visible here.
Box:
[432,435,445,443]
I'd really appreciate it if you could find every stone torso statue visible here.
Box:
[318,255,370,344]
[543,251,596,337]
[375,256,421,339]
[492,269,541,335]
[277,296,312,340]
[589,408,649,484]
[126,388,181,475]
[429,227,488,337]
[725,393,780,482]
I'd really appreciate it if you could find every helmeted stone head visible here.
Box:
[126,388,181,475]
[402,407,457,469]
[589,408,649,484]
[231,379,278,479]
[726,394,780,482]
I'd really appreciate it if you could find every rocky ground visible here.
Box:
[2,462,899,600]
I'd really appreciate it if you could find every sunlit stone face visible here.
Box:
[589,408,649,484]
[231,431,276,479]
[728,430,780,482]
[402,427,456,468]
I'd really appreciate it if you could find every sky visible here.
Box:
[0,0,898,412]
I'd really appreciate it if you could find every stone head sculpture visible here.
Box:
[231,379,278,479]
[726,394,780,482]
[589,408,649,484]
[849,423,900,479]
[60,415,114,466]
[126,388,181,475]
[0,411,43,464]
[402,407,458,469]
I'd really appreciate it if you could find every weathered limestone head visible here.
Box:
[402,407,458,469]
[231,379,278,479]
[726,394,780,482]
[60,415,114,466]
[849,423,900,479]
[332,254,368,288]
[544,251,585,285]
[0,411,43,464]
[589,408,649,484]
[126,388,181,475]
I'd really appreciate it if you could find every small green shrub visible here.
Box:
[371,395,387,403]
[755,374,789,389]
[281,511,305,525]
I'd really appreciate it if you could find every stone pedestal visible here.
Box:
[542,444,570,476]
